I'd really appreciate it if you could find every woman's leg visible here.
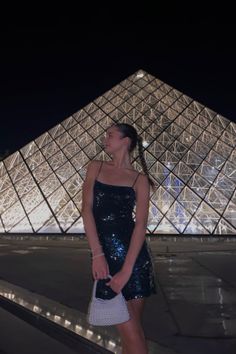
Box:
[116,298,148,354]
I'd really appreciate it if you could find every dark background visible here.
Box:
[1,6,235,159]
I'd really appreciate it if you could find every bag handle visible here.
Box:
[92,274,113,299]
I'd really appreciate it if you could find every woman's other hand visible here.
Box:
[92,255,110,280]
[106,268,132,293]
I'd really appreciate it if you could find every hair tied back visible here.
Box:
[137,135,143,144]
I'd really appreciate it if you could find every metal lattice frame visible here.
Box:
[0,70,236,235]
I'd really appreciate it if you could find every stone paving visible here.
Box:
[0,236,236,353]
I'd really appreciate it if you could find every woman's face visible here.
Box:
[103,126,128,154]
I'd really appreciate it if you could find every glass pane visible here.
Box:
[9,162,29,183]
[2,201,26,232]
[165,201,192,232]
[55,200,80,232]
[184,217,210,234]
[156,217,179,234]
[177,186,201,214]
[61,116,77,130]
[223,201,236,228]
[22,187,44,213]
[28,201,54,232]
[4,151,24,171]
[187,173,211,198]
[205,186,229,213]
[221,161,236,182]
[205,150,226,170]
[196,161,219,184]
[214,172,236,199]
[182,150,203,171]
[26,151,45,171]
[162,173,185,198]
[173,161,194,183]
[151,186,174,214]
[160,150,179,171]
[0,187,18,213]
[149,162,170,184]
[15,174,37,197]
[214,218,236,235]
[195,201,221,233]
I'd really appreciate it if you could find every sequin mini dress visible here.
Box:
[92,161,157,301]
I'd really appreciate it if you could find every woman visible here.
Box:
[81,123,157,354]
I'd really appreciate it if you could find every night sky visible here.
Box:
[1,10,235,159]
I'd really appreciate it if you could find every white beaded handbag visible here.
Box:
[87,275,130,326]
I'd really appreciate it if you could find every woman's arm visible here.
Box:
[81,160,103,255]
[122,174,150,272]
[81,160,109,280]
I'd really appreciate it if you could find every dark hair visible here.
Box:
[113,123,155,189]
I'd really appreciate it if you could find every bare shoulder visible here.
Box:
[85,160,103,177]
[135,170,149,191]
[87,159,102,168]
[135,173,150,200]
[135,172,149,190]
[138,172,149,184]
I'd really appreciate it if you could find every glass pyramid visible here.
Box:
[0,70,236,235]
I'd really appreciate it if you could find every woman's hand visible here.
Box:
[106,268,132,294]
[92,255,110,280]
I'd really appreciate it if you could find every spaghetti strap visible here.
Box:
[96,160,103,179]
[132,172,141,188]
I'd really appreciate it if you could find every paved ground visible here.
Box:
[0,236,236,353]
[0,306,83,354]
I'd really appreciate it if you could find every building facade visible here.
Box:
[0,70,236,235]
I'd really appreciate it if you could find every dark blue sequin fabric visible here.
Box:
[92,174,157,301]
